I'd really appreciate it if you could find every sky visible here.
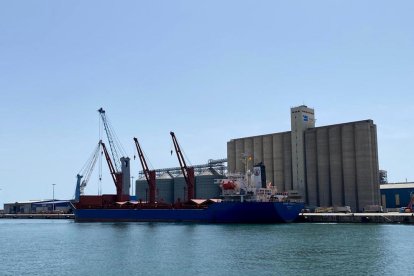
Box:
[0,1,413,206]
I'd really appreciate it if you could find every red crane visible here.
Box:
[170,132,195,202]
[100,140,124,201]
[406,193,414,212]
[133,137,156,204]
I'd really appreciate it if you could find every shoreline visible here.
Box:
[1,212,414,223]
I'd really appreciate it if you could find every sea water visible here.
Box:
[0,220,413,276]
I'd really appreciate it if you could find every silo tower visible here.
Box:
[291,105,315,197]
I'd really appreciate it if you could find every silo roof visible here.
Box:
[158,172,173,179]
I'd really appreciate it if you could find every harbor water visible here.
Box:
[0,220,413,275]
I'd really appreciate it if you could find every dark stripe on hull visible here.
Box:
[74,202,304,223]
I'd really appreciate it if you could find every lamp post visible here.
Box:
[52,184,56,212]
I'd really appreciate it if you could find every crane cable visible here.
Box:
[98,146,103,195]
[175,137,193,167]
[78,142,100,176]
[134,138,154,171]
[105,116,127,157]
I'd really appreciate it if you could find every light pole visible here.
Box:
[52,184,56,212]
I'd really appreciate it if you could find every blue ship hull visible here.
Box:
[73,202,304,223]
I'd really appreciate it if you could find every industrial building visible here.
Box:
[380,183,414,209]
[4,201,35,214]
[3,200,72,214]
[227,105,380,212]
[135,160,226,204]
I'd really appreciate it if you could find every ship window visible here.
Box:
[395,194,400,206]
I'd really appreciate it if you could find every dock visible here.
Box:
[0,214,74,219]
[298,212,414,224]
[1,213,413,223]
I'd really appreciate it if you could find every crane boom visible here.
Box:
[100,140,123,198]
[98,108,121,172]
[170,132,195,201]
[133,137,156,204]
[75,142,101,201]
[82,142,101,189]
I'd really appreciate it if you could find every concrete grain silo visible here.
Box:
[227,105,380,211]
[253,136,263,167]
[282,132,293,191]
[263,135,273,185]
[244,138,254,172]
[355,121,377,210]
[316,127,331,207]
[272,133,285,192]
[156,172,174,204]
[227,140,236,174]
[135,177,148,202]
[173,174,187,203]
[341,123,358,210]
[305,129,318,206]
[235,139,245,173]
[195,168,224,199]
[328,126,343,207]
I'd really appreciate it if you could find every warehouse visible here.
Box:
[31,200,72,213]
[4,200,72,214]
[4,201,36,214]
[227,105,380,212]
[380,183,414,209]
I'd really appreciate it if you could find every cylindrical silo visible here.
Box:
[135,177,148,202]
[342,124,357,211]
[329,125,344,207]
[263,135,273,185]
[355,121,374,210]
[283,132,292,191]
[227,140,236,174]
[195,168,224,199]
[305,129,318,206]
[253,136,263,165]
[272,134,284,193]
[173,174,187,203]
[317,127,331,207]
[370,123,380,205]
[235,139,245,173]
[244,138,254,172]
[156,172,174,204]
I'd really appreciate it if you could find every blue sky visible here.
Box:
[0,1,413,205]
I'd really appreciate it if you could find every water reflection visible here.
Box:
[1,221,413,275]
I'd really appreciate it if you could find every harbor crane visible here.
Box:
[98,108,130,201]
[100,140,124,199]
[170,132,195,201]
[75,142,101,201]
[133,137,156,204]
[98,108,124,172]
[400,193,414,213]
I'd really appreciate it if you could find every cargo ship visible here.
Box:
[72,173,304,223]
[72,109,303,223]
